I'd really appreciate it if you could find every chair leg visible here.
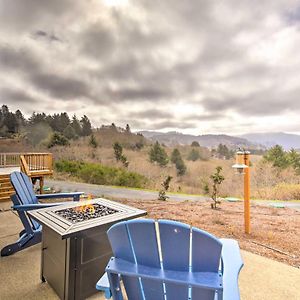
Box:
[1,232,42,257]
[107,273,123,300]
[1,242,21,256]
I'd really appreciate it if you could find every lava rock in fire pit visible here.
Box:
[55,203,119,223]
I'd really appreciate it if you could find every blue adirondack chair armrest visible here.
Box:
[220,238,244,300]
[12,203,65,211]
[105,257,223,291]
[96,273,112,299]
[36,192,83,201]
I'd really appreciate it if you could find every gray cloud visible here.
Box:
[32,30,62,42]
[0,0,77,32]
[79,24,116,60]
[1,0,300,134]
[0,45,41,73]
[29,73,91,100]
[130,109,173,119]
[147,120,197,130]
[0,88,37,104]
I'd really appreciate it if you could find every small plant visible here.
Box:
[158,175,172,201]
[210,166,225,209]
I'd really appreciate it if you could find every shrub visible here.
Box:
[55,160,146,188]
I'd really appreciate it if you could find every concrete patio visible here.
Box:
[0,205,299,300]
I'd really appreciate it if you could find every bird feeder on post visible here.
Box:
[232,150,251,234]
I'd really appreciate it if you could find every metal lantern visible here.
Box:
[232,150,249,174]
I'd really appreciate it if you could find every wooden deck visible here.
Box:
[0,153,53,202]
[0,167,20,175]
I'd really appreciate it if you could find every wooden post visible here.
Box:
[39,177,44,194]
[244,152,251,234]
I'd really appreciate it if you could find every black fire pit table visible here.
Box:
[28,198,146,300]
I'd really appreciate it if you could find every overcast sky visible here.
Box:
[1,0,300,135]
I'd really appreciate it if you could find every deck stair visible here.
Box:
[0,174,14,202]
[0,152,53,202]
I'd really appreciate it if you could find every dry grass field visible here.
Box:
[2,132,300,200]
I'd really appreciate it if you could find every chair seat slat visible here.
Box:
[106,257,223,291]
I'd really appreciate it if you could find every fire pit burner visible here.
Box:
[55,203,119,223]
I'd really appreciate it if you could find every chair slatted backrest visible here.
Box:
[10,171,40,230]
[107,219,223,300]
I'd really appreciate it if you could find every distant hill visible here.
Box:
[239,132,300,150]
[138,131,254,148]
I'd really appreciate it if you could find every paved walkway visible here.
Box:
[45,179,300,211]
[45,179,212,202]
[0,209,299,299]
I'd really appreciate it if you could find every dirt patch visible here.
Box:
[116,199,300,268]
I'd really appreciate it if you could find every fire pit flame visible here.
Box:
[55,202,119,223]
[75,203,95,214]
[76,194,95,214]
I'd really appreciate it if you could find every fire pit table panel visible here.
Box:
[28,198,146,300]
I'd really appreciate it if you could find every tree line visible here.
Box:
[0,105,92,139]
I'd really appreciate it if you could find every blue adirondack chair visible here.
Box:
[96,219,243,300]
[0,171,83,257]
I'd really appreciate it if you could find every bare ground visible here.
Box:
[114,199,300,268]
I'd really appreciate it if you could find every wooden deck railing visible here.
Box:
[0,153,21,168]
[20,153,53,176]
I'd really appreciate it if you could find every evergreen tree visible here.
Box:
[149,142,169,167]
[113,142,123,161]
[89,134,98,148]
[171,148,181,164]
[28,112,47,125]
[263,145,289,169]
[125,124,131,133]
[71,115,82,136]
[80,115,92,136]
[63,124,78,140]
[48,132,70,148]
[15,109,26,130]
[58,112,70,132]
[187,148,200,161]
[191,141,200,147]
[113,142,128,167]
[111,123,117,131]
[287,149,300,174]
[217,144,233,159]
[171,148,186,176]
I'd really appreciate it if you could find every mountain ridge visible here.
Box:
[138,130,300,150]
[138,130,255,148]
